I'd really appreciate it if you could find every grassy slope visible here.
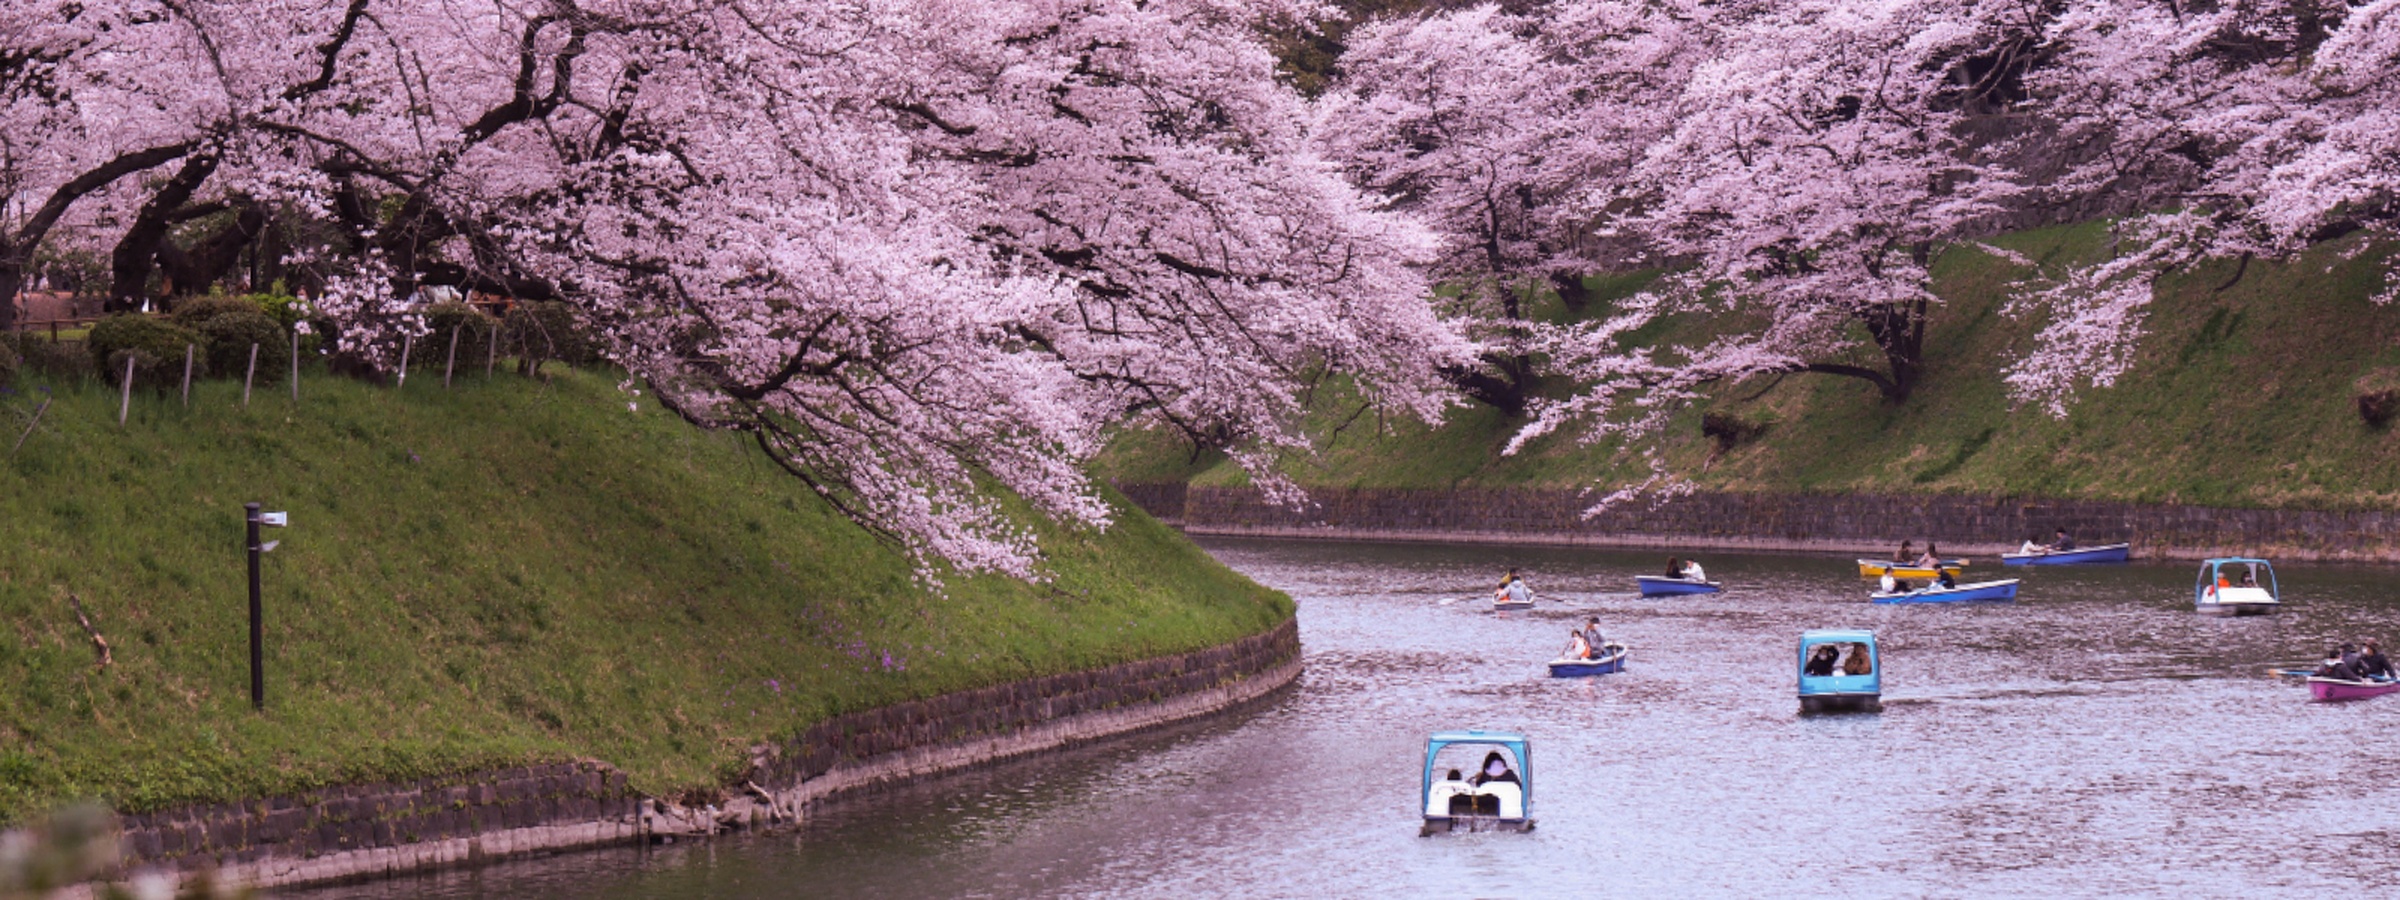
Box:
[0,369,1288,822]
[1100,224,2400,507]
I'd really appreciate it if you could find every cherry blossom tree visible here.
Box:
[2005,0,2400,414]
[228,0,1465,577]
[0,0,219,328]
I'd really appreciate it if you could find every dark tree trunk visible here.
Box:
[157,204,271,298]
[1441,352,1534,418]
[1549,271,1593,311]
[109,150,224,311]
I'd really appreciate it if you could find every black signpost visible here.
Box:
[245,503,286,710]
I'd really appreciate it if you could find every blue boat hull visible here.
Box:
[1547,649,1628,677]
[1636,576,1722,597]
[1871,579,2020,604]
[2000,543,2131,566]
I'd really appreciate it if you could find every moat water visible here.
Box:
[289,537,2400,897]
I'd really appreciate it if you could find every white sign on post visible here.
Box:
[261,511,289,527]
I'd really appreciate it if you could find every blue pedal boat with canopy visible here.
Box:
[1798,629,1882,714]
[1420,730,1533,835]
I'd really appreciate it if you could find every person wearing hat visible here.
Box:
[2358,640,2396,680]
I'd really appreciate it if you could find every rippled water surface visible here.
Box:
[290,538,2400,898]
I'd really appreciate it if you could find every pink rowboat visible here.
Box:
[2308,678,2400,702]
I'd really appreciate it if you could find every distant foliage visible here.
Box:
[501,302,599,375]
[418,302,502,372]
[86,315,204,387]
[1700,412,1769,452]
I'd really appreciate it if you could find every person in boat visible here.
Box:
[1841,642,1874,675]
[2049,528,2076,552]
[1804,644,1840,677]
[2018,535,2043,554]
[1564,628,1593,661]
[1913,542,1943,569]
[2357,640,2395,680]
[1580,617,1607,654]
[1470,751,1520,787]
[1681,559,1707,582]
[2238,567,2258,587]
[1664,557,1686,578]
[1935,568,1958,589]
[1879,572,1913,594]
[2316,647,2363,680]
[1497,568,1533,605]
[1894,540,1915,565]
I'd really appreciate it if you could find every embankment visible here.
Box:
[1100,222,2400,557]
[95,619,1297,892]
[1118,483,2400,562]
[0,366,1295,887]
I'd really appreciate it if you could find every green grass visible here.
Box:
[1100,223,2400,508]
[0,367,1288,822]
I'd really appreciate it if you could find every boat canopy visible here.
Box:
[2196,558,2278,604]
[1423,730,1531,808]
[1797,630,1881,697]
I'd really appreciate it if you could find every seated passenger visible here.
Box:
[1664,557,1687,579]
[2239,568,2258,587]
[2051,528,2076,551]
[1471,751,1520,787]
[2358,641,2396,680]
[1581,618,1607,652]
[1803,645,1839,677]
[1842,643,1874,676]
[1914,542,1942,569]
[1936,569,1958,589]
[1879,573,1899,594]
[2315,647,2362,681]
[2018,536,2043,554]
[1682,560,1707,582]
[1564,629,1593,661]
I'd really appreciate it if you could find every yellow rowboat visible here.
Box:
[1856,559,1966,579]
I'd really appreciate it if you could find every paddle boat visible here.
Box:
[1547,643,1628,677]
[1855,559,1966,580]
[2308,677,2400,702]
[1492,595,1535,611]
[2001,542,2131,566]
[1635,575,1722,597]
[1420,730,1533,835]
[1869,578,2020,604]
[1797,629,1881,713]
[2194,558,2278,617]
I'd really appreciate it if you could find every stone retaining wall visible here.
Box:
[1138,484,2400,562]
[82,618,1300,895]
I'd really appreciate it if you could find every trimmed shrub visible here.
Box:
[199,311,292,383]
[503,300,603,375]
[86,315,205,387]
[417,302,502,371]
[167,295,263,330]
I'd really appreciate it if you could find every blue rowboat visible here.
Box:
[2000,542,2130,566]
[1635,576,1722,597]
[1547,645,1628,677]
[1870,578,2020,604]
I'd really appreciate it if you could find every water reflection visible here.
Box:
[285,539,2400,897]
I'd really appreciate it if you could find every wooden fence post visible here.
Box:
[397,334,413,388]
[445,324,460,389]
[181,344,195,408]
[290,330,299,403]
[243,342,258,407]
[118,356,134,426]
[485,324,497,377]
